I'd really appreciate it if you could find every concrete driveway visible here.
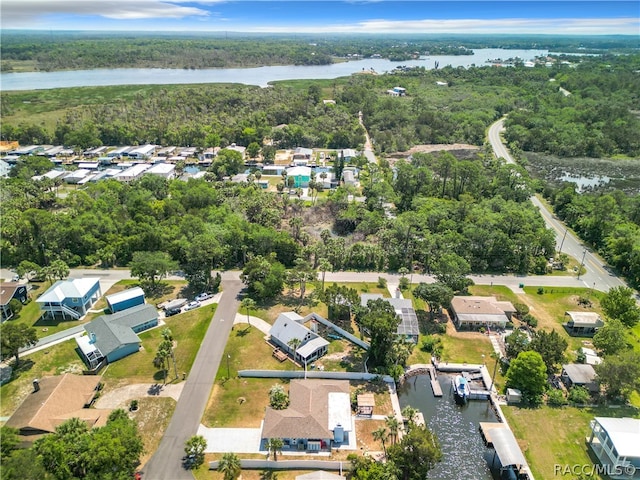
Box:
[196,425,263,453]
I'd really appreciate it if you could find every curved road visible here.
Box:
[488,118,628,293]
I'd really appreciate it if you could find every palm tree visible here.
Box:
[372,426,388,455]
[401,405,419,432]
[260,471,279,480]
[318,258,332,292]
[266,438,284,461]
[161,328,178,380]
[217,452,241,480]
[385,415,401,445]
[240,297,256,327]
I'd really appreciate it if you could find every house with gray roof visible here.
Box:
[261,379,352,452]
[76,303,158,369]
[360,293,420,343]
[563,311,604,337]
[561,363,598,393]
[269,312,329,366]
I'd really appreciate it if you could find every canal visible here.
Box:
[398,373,499,480]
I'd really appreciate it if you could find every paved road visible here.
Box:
[141,279,244,479]
[487,118,628,293]
[359,111,377,164]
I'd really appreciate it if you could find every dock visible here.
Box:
[427,365,443,397]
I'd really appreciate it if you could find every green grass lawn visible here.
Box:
[104,304,216,384]
[503,404,639,479]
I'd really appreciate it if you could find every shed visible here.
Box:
[561,363,598,392]
[356,393,375,416]
[564,311,604,336]
[506,388,522,404]
[106,287,145,313]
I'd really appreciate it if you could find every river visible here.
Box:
[398,374,500,480]
[1,48,548,91]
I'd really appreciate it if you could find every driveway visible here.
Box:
[196,425,263,453]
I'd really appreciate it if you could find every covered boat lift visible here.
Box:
[480,422,532,479]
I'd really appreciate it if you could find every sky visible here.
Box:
[2,1,639,35]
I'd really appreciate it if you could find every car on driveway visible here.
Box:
[165,308,181,317]
[184,301,201,311]
[194,292,214,302]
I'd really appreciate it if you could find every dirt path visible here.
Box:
[94,383,184,409]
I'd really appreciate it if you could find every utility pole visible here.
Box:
[558,228,568,254]
[577,249,587,280]
[226,354,231,379]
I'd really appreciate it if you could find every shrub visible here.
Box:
[514,303,529,317]
[523,314,538,328]
[546,388,567,407]
[399,277,410,291]
[129,399,139,411]
[568,385,591,404]
[420,335,442,353]
[377,277,387,288]
[537,287,544,295]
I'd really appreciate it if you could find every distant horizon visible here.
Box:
[2,1,638,35]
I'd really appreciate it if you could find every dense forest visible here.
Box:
[1,53,639,287]
[2,32,637,72]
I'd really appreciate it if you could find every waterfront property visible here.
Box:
[449,296,516,330]
[0,282,29,322]
[77,303,159,369]
[4,374,110,443]
[588,417,640,479]
[563,311,604,336]
[479,422,532,479]
[269,312,329,366]
[36,277,102,320]
[360,293,420,342]
[261,379,352,452]
[105,286,145,313]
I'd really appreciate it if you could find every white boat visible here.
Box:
[453,375,470,404]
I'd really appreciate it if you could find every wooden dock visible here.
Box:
[427,365,443,397]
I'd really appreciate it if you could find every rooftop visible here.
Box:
[593,417,640,458]
[562,363,596,384]
[105,287,145,306]
[36,278,100,304]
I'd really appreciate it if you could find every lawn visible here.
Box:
[103,304,216,384]
[503,404,639,479]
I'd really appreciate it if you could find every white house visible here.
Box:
[128,144,156,160]
[146,163,176,179]
[450,296,516,330]
[269,312,329,366]
[588,417,640,479]
[64,169,91,184]
[114,164,151,182]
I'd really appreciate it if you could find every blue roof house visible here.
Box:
[36,278,101,320]
[105,287,145,313]
[77,304,159,369]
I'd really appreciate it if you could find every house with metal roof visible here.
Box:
[360,293,420,342]
[114,163,151,182]
[563,311,604,336]
[269,312,329,366]
[36,277,101,320]
[4,374,110,443]
[561,363,598,393]
[588,417,640,479]
[450,296,516,330]
[286,166,312,187]
[261,379,352,452]
[77,303,159,369]
[105,286,145,313]
[146,163,176,179]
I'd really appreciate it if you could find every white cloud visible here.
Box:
[1,0,214,25]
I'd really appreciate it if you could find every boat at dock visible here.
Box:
[453,375,470,404]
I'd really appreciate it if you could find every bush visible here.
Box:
[129,399,138,411]
[568,386,591,404]
[7,299,23,316]
[537,287,544,295]
[514,303,529,317]
[420,335,443,357]
[399,277,410,291]
[546,388,567,407]
[523,314,538,328]
[377,277,387,288]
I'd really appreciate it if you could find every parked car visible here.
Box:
[11,275,20,282]
[165,308,181,317]
[184,301,201,311]
[194,292,213,302]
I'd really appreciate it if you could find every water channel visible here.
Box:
[398,374,500,480]
[1,48,548,91]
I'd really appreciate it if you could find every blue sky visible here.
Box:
[2,1,639,34]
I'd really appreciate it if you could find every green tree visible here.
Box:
[385,415,401,445]
[601,286,640,327]
[48,259,70,280]
[268,384,289,410]
[386,426,442,480]
[241,254,286,302]
[433,253,473,293]
[184,435,207,469]
[505,329,530,359]
[217,452,241,480]
[595,350,640,399]
[505,350,547,403]
[529,329,567,373]
[260,470,279,480]
[317,258,332,292]
[7,298,23,317]
[210,149,244,180]
[358,298,400,369]
[372,426,388,455]
[413,282,454,320]
[0,448,48,480]
[246,142,261,159]
[0,426,19,459]
[240,297,257,327]
[265,438,284,461]
[593,318,629,356]
[568,385,591,404]
[129,250,178,291]
[16,260,41,280]
[0,323,37,365]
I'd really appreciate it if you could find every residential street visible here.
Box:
[141,278,244,479]
[487,118,628,293]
